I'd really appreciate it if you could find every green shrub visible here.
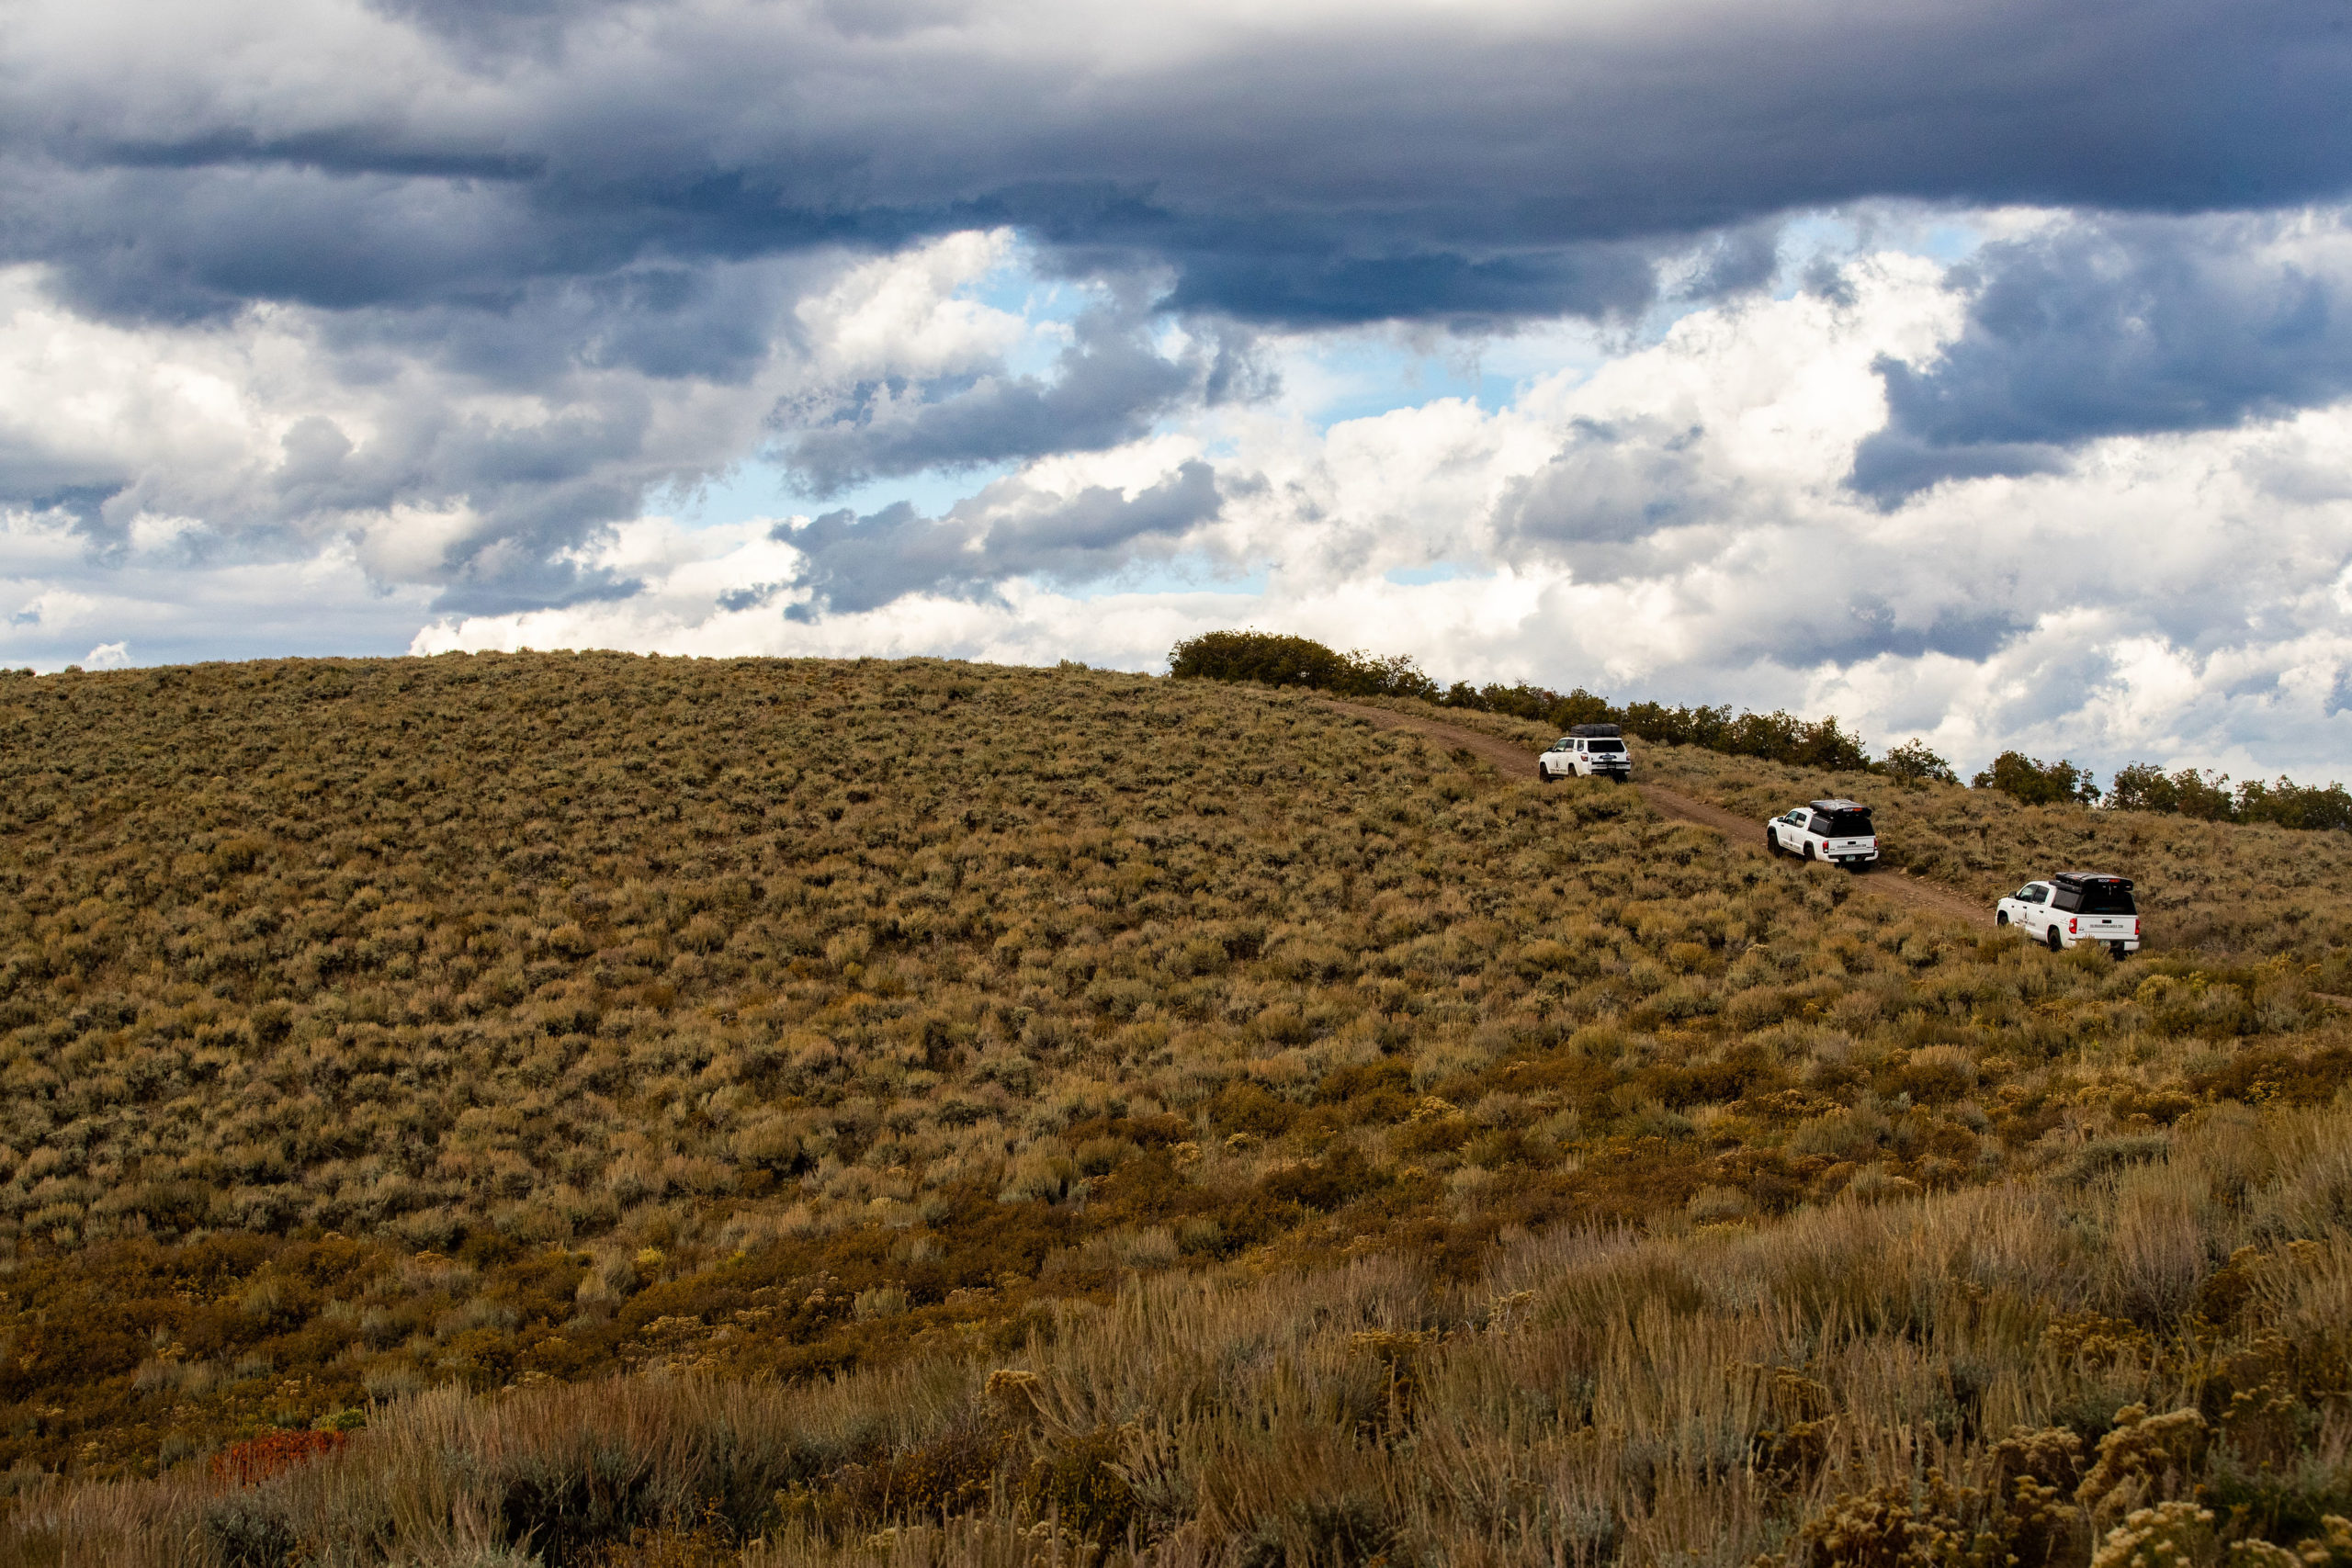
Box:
[1973,750,2103,806]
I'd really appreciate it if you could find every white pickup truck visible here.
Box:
[1996,873,2141,956]
[1538,724,1632,782]
[1764,798,1879,869]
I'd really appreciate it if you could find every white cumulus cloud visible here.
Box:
[403,225,2352,782]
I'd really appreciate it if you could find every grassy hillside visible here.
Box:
[0,657,2348,1565]
[1438,699,2352,960]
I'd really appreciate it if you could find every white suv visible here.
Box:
[1996,873,2141,956]
[1538,724,1632,782]
[1765,798,1879,869]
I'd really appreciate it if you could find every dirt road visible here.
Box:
[1319,698,1990,928]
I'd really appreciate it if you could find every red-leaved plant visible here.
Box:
[209,1429,348,1488]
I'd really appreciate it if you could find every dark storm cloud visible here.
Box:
[1741,603,2031,670]
[1491,415,1752,578]
[1679,226,1787,302]
[781,306,1261,495]
[13,0,2352,639]
[1851,213,2352,503]
[8,379,658,595]
[363,0,644,61]
[1139,234,1668,329]
[96,129,546,183]
[287,390,696,606]
[779,458,1221,612]
[1844,431,2074,505]
[11,0,2352,331]
[425,552,647,617]
[1495,415,2036,669]
[0,255,814,601]
[332,258,820,388]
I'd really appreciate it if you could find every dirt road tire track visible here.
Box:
[1319,698,1992,929]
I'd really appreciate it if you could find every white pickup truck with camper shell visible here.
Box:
[1996,873,2141,956]
[1765,798,1879,869]
[1538,724,1632,782]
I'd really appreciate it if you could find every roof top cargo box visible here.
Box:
[1566,723,1623,738]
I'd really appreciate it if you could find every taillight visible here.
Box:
[2068,918,2077,935]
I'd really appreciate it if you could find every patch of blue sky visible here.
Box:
[1913,220,1985,264]
[1462,326,1611,397]
[1384,561,1489,586]
[1771,212,1863,280]
[1275,331,1512,428]
[808,462,1021,521]
[968,243,1095,378]
[1774,208,1990,292]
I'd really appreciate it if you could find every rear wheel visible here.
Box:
[1802,841,1815,862]
[2046,927,2064,953]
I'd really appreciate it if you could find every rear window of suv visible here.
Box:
[1586,739,1625,753]
[2053,882,2136,915]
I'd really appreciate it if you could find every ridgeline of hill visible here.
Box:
[0,655,2348,1566]
[1168,628,2352,829]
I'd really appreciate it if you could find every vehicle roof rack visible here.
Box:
[1809,798,1870,813]
[1566,723,1622,737]
[2054,871,2132,888]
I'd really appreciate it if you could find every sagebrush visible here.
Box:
[0,655,2346,1567]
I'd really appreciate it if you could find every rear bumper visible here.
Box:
[2062,933,2140,953]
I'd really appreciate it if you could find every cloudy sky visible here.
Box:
[6,0,2352,779]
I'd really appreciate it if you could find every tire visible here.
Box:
[1765,828,1782,856]
[1537,760,1553,784]
[1996,911,2009,927]
[1802,841,1815,862]
[2045,927,2064,953]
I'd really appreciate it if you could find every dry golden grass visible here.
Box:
[0,656,2346,1565]
[14,1100,2352,1565]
